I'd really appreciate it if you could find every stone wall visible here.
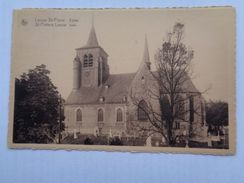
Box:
[64,103,127,136]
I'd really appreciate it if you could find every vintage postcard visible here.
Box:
[8,7,236,155]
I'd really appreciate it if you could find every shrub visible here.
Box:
[109,137,123,146]
[188,140,208,148]
[84,137,94,145]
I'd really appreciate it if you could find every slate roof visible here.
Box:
[66,71,200,105]
[151,71,200,94]
[182,75,200,93]
[66,73,136,105]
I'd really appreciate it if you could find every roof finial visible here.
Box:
[86,15,99,47]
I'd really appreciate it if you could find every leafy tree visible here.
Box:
[13,64,65,143]
[206,101,228,126]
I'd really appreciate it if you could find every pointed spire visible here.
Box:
[86,17,99,47]
[142,35,150,63]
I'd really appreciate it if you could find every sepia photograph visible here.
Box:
[8,8,235,154]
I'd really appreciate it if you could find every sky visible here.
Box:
[11,8,235,102]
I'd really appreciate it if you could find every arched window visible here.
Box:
[161,95,170,120]
[116,108,123,122]
[83,54,88,67]
[98,108,104,122]
[189,96,194,122]
[76,109,82,122]
[88,54,93,67]
[176,96,185,120]
[138,100,148,121]
[201,101,204,126]
[83,54,93,67]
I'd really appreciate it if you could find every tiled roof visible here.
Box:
[66,71,199,105]
[66,73,136,105]
[182,76,200,93]
[151,71,200,94]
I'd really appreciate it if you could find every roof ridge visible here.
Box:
[110,72,136,76]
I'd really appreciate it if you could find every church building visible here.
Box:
[64,23,207,145]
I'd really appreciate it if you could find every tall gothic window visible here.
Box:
[138,100,148,121]
[161,95,170,120]
[98,108,104,122]
[189,96,194,122]
[176,96,185,120]
[76,109,82,122]
[83,54,93,67]
[116,108,123,122]
[201,101,204,126]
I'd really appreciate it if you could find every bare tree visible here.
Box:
[129,23,204,146]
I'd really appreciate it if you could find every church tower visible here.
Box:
[72,22,109,89]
